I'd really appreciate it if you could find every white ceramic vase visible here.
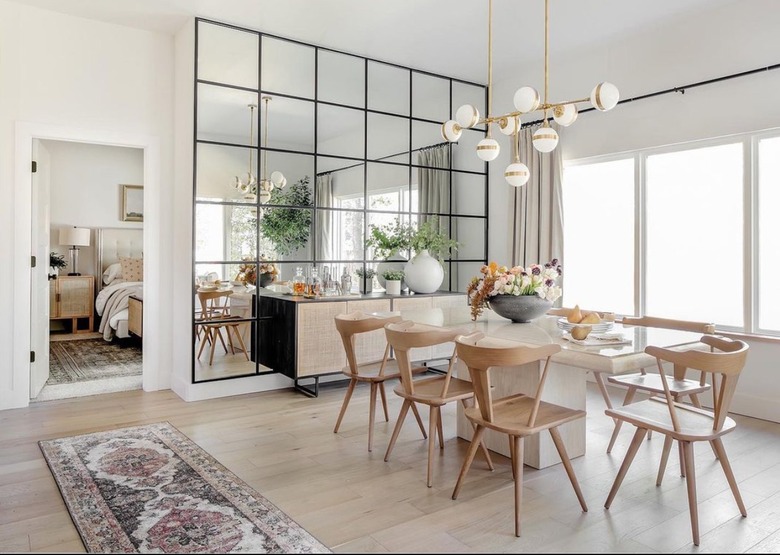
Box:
[385,280,401,295]
[403,249,444,294]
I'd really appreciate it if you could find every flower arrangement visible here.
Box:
[381,269,405,281]
[355,267,377,279]
[467,259,562,320]
[236,255,278,286]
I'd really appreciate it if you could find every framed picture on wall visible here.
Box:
[121,184,143,222]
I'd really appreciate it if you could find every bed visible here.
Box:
[95,228,143,340]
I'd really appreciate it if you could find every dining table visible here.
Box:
[385,305,707,469]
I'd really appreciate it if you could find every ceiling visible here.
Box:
[11,0,736,83]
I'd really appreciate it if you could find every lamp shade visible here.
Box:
[59,227,90,247]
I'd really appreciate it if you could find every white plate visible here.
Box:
[557,317,613,333]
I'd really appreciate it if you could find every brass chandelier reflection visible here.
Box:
[232,96,287,203]
[441,0,619,186]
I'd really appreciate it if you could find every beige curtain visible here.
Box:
[511,123,564,268]
[316,174,334,260]
[418,144,456,289]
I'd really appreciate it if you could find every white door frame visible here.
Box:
[10,122,162,409]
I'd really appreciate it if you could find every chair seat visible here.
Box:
[606,397,736,441]
[393,376,475,405]
[342,360,427,382]
[607,372,710,396]
[464,393,586,436]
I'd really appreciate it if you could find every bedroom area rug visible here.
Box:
[39,422,330,554]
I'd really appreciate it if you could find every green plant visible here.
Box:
[258,176,312,256]
[409,216,459,262]
[49,252,67,269]
[381,269,404,281]
[365,219,411,259]
[355,267,376,278]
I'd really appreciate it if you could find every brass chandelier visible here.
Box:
[441,0,619,186]
[233,96,287,203]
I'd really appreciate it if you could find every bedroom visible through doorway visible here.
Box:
[31,139,145,402]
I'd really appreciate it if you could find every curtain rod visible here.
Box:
[317,142,452,176]
[522,61,780,128]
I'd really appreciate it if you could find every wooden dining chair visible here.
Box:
[606,316,716,471]
[196,290,250,366]
[604,335,749,546]
[452,332,588,537]
[383,320,494,488]
[333,312,428,452]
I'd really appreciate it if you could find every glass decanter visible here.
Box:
[307,268,321,297]
[292,267,306,296]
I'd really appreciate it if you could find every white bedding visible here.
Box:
[96,280,142,339]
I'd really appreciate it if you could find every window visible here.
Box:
[563,130,780,334]
[562,159,635,315]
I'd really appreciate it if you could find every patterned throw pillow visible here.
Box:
[119,257,143,282]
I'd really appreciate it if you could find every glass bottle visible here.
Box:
[292,267,306,296]
[307,268,321,297]
[340,267,352,295]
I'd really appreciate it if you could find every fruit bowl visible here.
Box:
[557,318,613,333]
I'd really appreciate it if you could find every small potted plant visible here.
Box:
[355,267,376,294]
[382,270,404,295]
[49,252,67,280]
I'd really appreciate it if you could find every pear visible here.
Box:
[567,305,582,324]
[580,312,601,324]
[571,325,591,340]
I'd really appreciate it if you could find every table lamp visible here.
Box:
[58,226,91,276]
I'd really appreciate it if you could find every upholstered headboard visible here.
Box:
[96,227,143,291]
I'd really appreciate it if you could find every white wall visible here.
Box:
[45,140,143,279]
[488,0,780,422]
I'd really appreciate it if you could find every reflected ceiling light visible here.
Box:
[441,0,619,186]
[232,96,286,203]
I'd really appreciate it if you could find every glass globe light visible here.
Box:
[259,189,272,204]
[270,170,285,186]
[441,120,463,142]
[279,176,287,188]
[513,86,541,113]
[532,126,559,153]
[455,104,480,128]
[476,137,500,161]
[590,81,619,111]
[505,162,530,187]
[552,103,578,127]
[498,115,520,136]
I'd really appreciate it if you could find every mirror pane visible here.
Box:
[412,72,449,121]
[367,113,409,163]
[315,209,364,261]
[411,120,445,154]
[197,83,259,144]
[264,95,315,153]
[260,150,315,201]
[261,37,315,99]
[194,319,257,381]
[197,143,257,203]
[259,206,314,261]
[317,158,365,209]
[452,172,486,216]
[367,163,411,213]
[318,50,365,108]
[456,262,484,292]
[195,204,258,263]
[317,104,365,158]
[197,22,259,90]
[412,168,449,215]
[452,81,486,131]
[366,212,412,261]
[368,62,410,115]
[452,217,486,260]
[452,129,487,173]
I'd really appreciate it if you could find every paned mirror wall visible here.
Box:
[193,19,488,383]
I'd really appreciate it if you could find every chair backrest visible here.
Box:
[384,320,464,396]
[645,335,748,431]
[334,311,402,377]
[622,315,715,334]
[456,333,561,427]
[197,290,233,322]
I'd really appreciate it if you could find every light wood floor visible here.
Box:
[2,378,780,553]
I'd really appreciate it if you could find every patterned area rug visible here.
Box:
[49,338,142,385]
[40,422,330,554]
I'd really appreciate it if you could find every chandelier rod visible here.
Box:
[248,104,256,179]
[487,0,493,133]
[262,96,271,182]
[544,0,549,111]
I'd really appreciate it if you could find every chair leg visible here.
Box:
[550,427,588,512]
[679,440,686,478]
[605,427,648,509]
[427,406,439,487]
[384,399,411,462]
[226,324,236,355]
[208,329,219,365]
[711,438,747,517]
[410,402,428,440]
[333,378,356,434]
[437,406,445,450]
[460,399,493,470]
[513,435,524,537]
[231,325,250,361]
[379,382,389,422]
[368,383,378,452]
[452,425,484,500]
[509,435,516,480]
[657,435,674,486]
[215,328,228,353]
[682,441,700,546]
[607,386,638,454]
[197,328,210,360]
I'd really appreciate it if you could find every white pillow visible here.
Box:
[102,262,123,285]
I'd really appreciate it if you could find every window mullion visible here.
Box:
[745,137,757,333]
[635,153,645,318]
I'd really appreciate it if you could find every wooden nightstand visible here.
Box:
[128,294,143,338]
[50,275,94,333]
